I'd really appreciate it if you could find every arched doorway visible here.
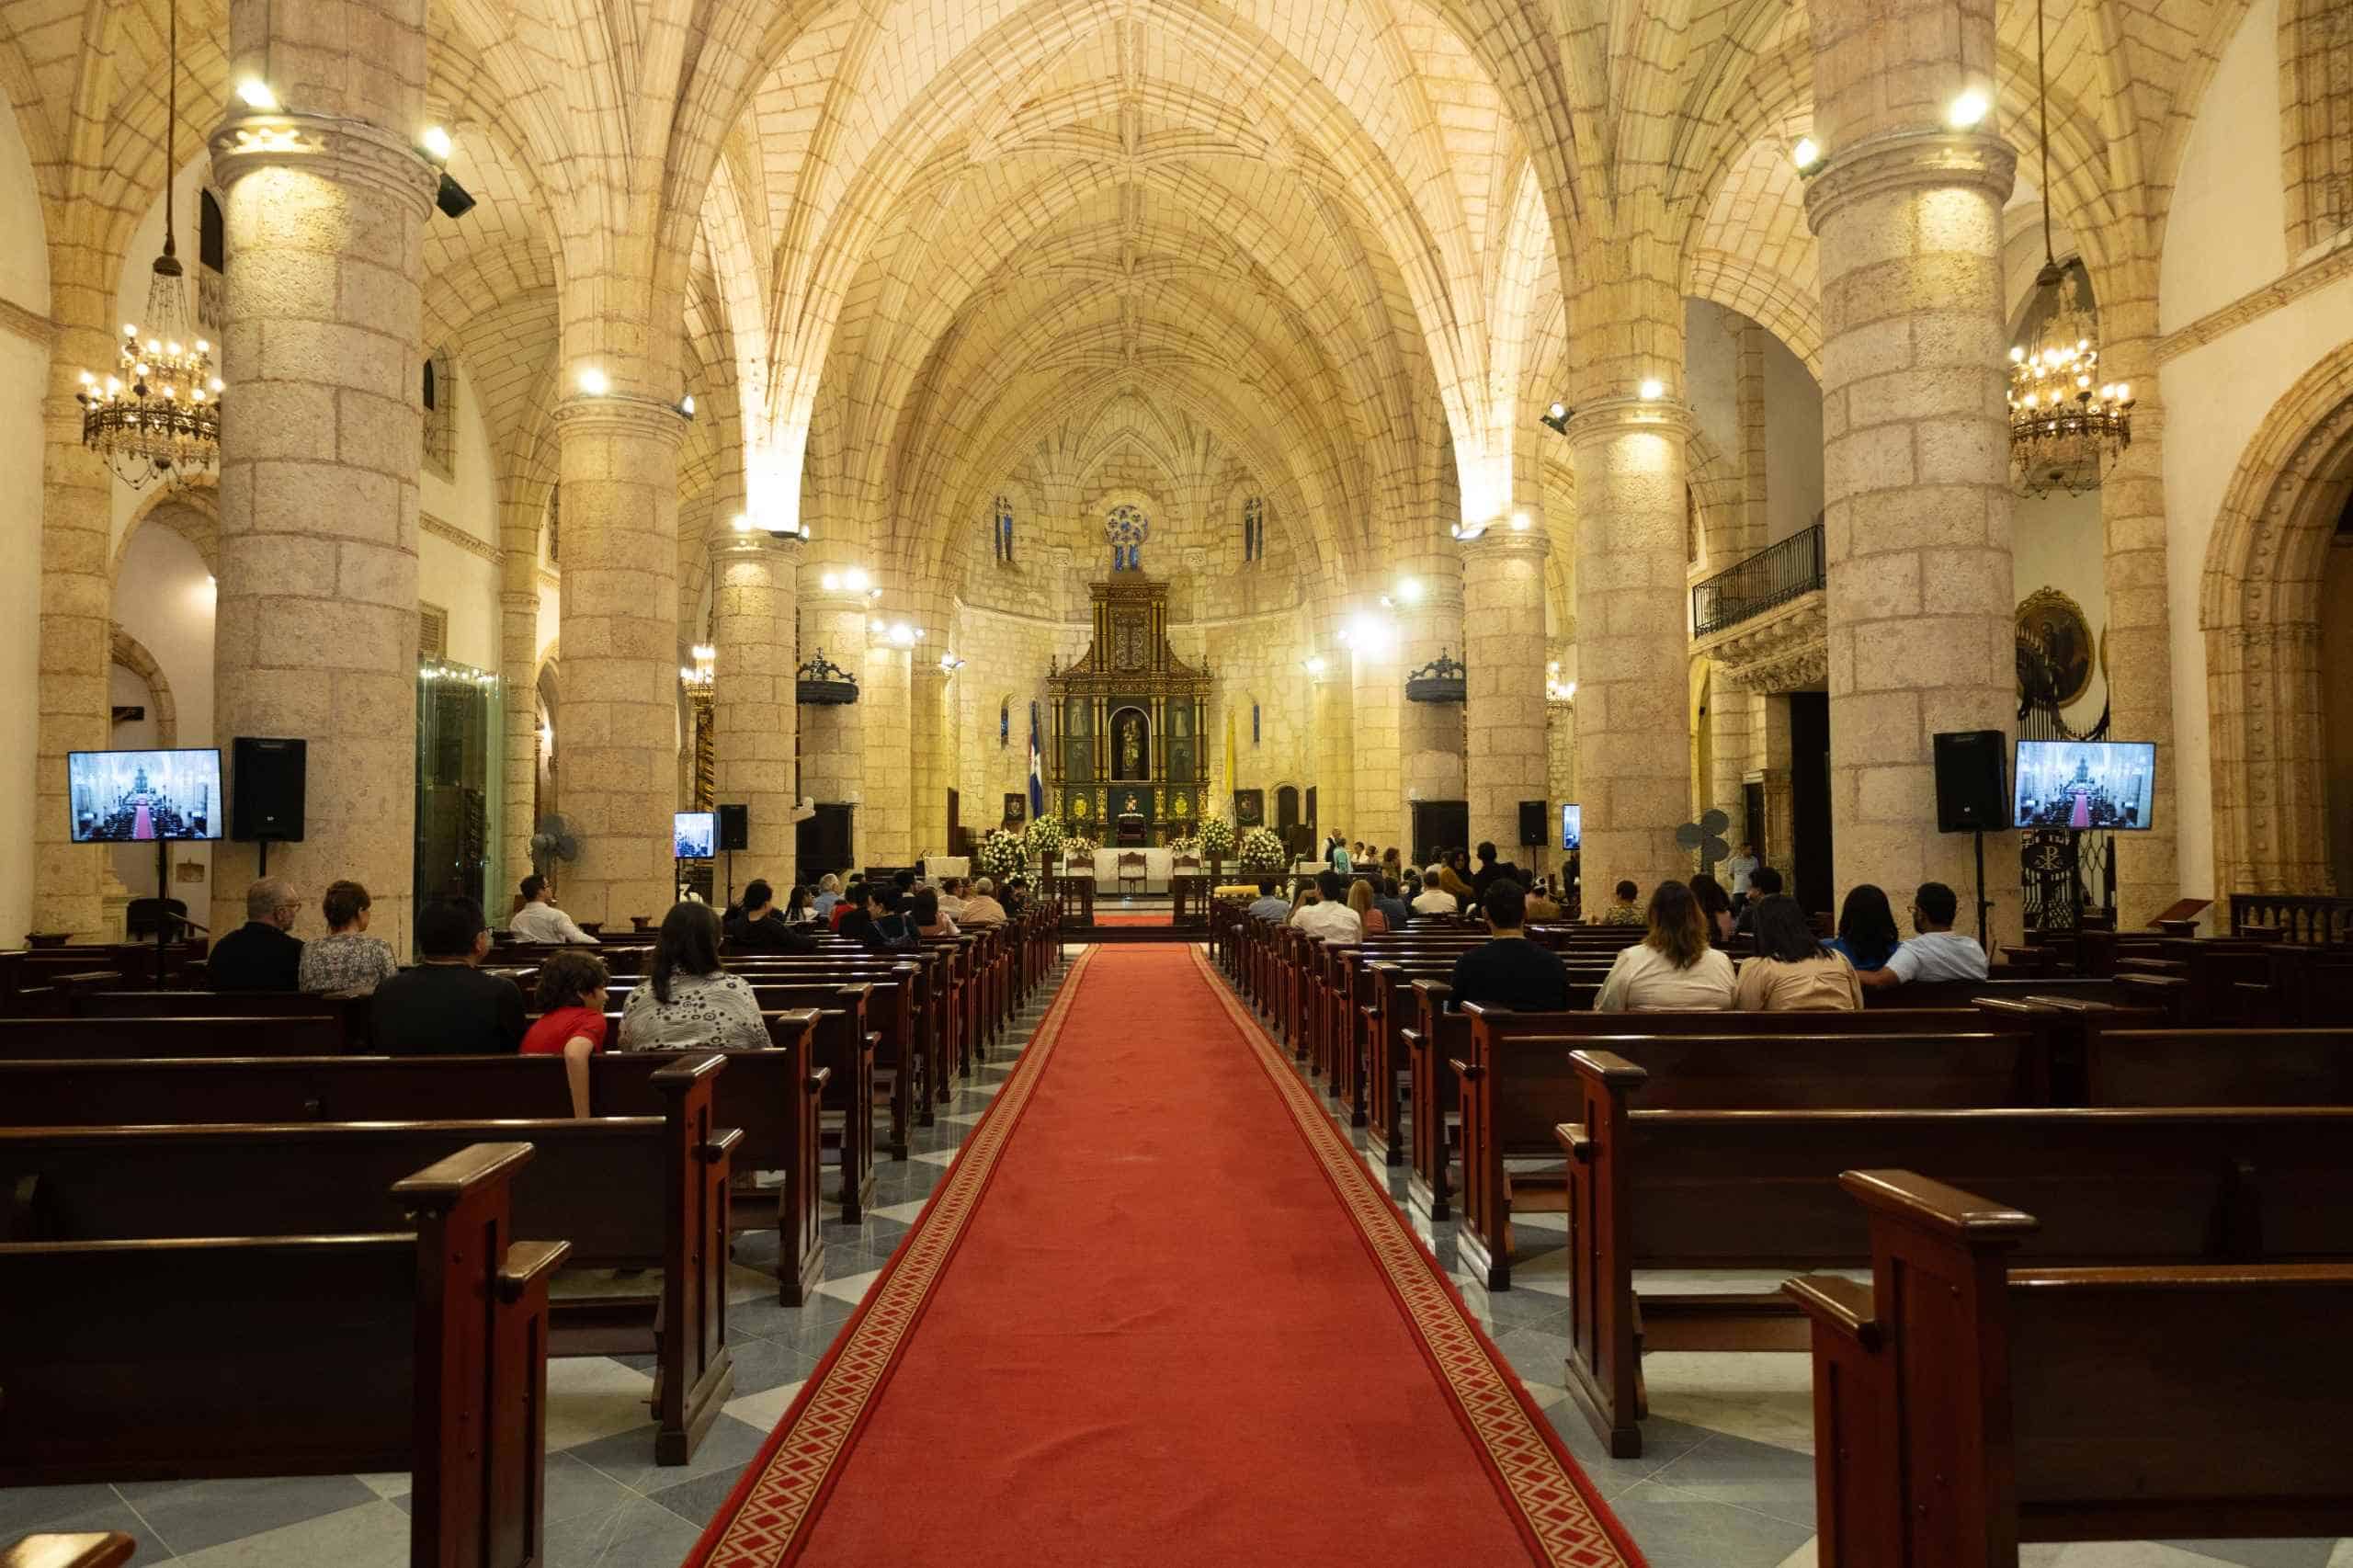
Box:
[2201,347,2353,895]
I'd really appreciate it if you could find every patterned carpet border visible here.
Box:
[1187,946,1649,1568]
[683,946,1100,1568]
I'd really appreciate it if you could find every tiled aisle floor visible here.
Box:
[11,946,2348,1568]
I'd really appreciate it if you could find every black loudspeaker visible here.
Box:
[232,736,307,842]
[1932,730,2008,834]
[717,803,749,853]
[1518,800,1547,848]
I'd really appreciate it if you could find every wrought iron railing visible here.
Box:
[1690,523,1824,639]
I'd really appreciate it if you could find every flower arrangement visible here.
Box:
[1195,815,1237,860]
[1165,833,1199,858]
[977,827,1029,881]
[1063,835,1099,863]
[1237,824,1288,872]
[1024,814,1065,858]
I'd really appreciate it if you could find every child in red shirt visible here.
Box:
[519,949,609,1116]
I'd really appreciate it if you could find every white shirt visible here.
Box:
[1593,944,1737,1012]
[1290,901,1363,943]
[1725,854,1758,897]
[1884,931,1989,983]
[938,894,967,922]
[509,900,597,944]
[1411,888,1459,915]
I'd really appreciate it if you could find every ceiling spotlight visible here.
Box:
[1638,378,1665,401]
[234,78,278,111]
[1540,401,1572,436]
[1791,137,1821,172]
[870,619,886,633]
[1947,88,1991,130]
[434,172,475,220]
[731,513,750,532]
[420,125,454,162]
[678,392,696,418]
[577,367,608,397]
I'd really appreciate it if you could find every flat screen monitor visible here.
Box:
[673,810,716,861]
[1560,802,1582,852]
[2013,740,2156,832]
[68,748,224,842]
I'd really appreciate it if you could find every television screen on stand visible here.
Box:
[2012,740,2156,832]
[674,810,716,860]
[67,749,224,843]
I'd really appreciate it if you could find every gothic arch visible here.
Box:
[112,483,219,582]
[2199,343,2353,893]
[108,625,176,747]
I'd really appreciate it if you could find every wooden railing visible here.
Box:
[2231,892,2353,945]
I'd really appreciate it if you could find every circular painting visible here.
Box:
[2016,587,2096,710]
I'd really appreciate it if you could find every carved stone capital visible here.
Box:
[209,111,440,217]
[1458,526,1552,562]
[1697,590,1827,693]
[551,393,692,448]
[713,527,806,565]
[1802,127,2016,233]
[1563,393,1696,450]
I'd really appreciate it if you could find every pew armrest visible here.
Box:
[1554,1122,1592,1163]
[498,1238,574,1302]
[699,1126,745,1165]
[1837,1169,2040,1240]
[1783,1274,1880,1348]
[1447,1057,1479,1083]
[806,1065,833,1094]
[392,1141,536,1214]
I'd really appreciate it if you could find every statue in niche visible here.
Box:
[1172,706,1189,738]
[1115,711,1146,779]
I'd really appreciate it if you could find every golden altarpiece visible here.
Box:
[1046,572,1211,845]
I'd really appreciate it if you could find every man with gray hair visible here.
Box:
[960,876,1007,929]
[209,876,306,992]
[1411,865,1459,916]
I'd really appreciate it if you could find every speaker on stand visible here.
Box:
[232,737,308,877]
[717,804,748,906]
[1932,730,2007,952]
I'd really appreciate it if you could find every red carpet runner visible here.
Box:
[687,945,1643,1568]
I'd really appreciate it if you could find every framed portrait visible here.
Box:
[2016,587,2096,710]
[1003,792,1027,824]
[1233,789,1264,827]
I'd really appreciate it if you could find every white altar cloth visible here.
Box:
[922,857,970,881]
[1061,847,1204,894]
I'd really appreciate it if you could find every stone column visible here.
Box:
[1568,397,1696,897]
[209,16,438,950]
[2097,313,2177,926]
[862,632,913,867]
[1396,566,1464,865]
[711,527,801,889]
[1462,528,1551,866]
[1310,656,1352,857]
[33,315,113,937]
[911,663,950,860]
[497,582,538,899]
[1805,0,2018,938]
[1705,666,1754,841]
[1348,627,1401,857]
[799,576,870,864]
[549,395,687,928]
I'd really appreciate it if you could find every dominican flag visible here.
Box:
[1028,702,1045,819]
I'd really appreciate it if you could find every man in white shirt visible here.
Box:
[1245,879,1291,923]
[1411,865,1459,916]
[1290,869,1363,943]
[1859,881,1988,989]
[1724,843,1759,909]
[936,878,968,923]
[508,875,598,944]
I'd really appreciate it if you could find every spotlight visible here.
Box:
[577,367,609,397]
[1302,655,1327,676]
[420,125,454,162]
[1540,401,1572,436]
[1791,137,1821,172]
[1397,577,1423,604]
[1947,88,1990,130]
[821,573,839,591]
[731,513,750,532]
[1638,378,1665,401]
[843,567,870,591]
[234,78,278,110]
[679,393,696,418]
[434,172,475,220]
[1509,511,1532,531]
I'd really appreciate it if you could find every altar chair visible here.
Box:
[1117,851,1148,895]
[1172,853,1202,880]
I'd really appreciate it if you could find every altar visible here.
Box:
[1042,567,1211,846]
[1068,847,1184,892]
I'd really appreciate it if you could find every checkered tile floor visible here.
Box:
[14,948,2347,1568]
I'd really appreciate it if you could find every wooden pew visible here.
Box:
[0,1014,348,1059]
[0,1143,563,1568]
[1789,1170,2353,1565]
[2079,1024,2353,1105]
[0,1009,837,1301]
[1557,1055,2353,1456]
[2,1054,733,1462]
[3,1535,135,1568]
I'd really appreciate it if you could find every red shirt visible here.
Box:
[520,1005,608,1057]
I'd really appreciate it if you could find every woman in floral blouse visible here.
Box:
[297,880,400,997]
[619,902,768,1051]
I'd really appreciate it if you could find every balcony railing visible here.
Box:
[1691,523,1824,640]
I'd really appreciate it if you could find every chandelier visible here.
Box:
[2006,0,2130,497]
[78,0,220,489]
[679,643,715,693]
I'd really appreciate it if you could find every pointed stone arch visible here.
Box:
[108,624,176,747]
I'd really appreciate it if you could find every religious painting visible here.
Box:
[2016,587,2097,710]
[1233,789,1264,827]
[1003,792,1027,825]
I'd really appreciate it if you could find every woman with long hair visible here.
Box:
[1347,876,1387,935]
[783,883,816,924]
[618,902,767,1050]
[1593,880,1736,1011]
[1733,895,1863,1011]
[1688,873,1735,945]
[1824,883,1902,972]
